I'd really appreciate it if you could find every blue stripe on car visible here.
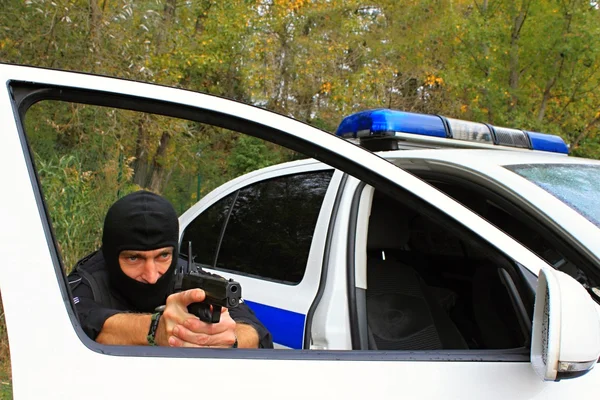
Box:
[244,300,305,349]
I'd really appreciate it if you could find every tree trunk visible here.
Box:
[537,55,564,122]
[132,118,150,188]
[508,1,531,114]
[149,131,171,193]
[194,1,213,35]
[156,0,177,53]
[477,0,493,121]
[537,10,572,122]
[89,0,102,53]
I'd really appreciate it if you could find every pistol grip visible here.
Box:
[188,302,221,323]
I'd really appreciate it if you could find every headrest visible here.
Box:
[367,196,411,250]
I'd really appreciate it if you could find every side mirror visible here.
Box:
[531,266,600,381]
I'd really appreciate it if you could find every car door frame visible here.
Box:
[178,161,345,349]
[3,64,553,360]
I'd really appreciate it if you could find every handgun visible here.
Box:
[173,241,242,323]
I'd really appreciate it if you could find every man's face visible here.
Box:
[118,246,174,284]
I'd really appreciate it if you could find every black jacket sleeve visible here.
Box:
[67,271,122,340]
[229,301,274,348]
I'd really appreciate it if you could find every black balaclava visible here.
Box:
[102,190,179,312]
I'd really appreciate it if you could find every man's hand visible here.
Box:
[156,288,237,348]
[96,288,260,347]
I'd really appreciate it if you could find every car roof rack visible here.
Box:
[335,109,569,155]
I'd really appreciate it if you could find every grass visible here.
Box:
[0,380,11,400]
[0,300,12,400]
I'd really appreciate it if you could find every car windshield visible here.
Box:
[505,163,600,228]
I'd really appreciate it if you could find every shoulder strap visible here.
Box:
[75,251,117,309]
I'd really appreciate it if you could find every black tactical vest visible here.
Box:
[71,251,122,309]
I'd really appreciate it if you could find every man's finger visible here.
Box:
[172,288,206,306]
[183,313,234,335]
[173,324,210,346]
[172,324,236,348]
[168,335,202,348]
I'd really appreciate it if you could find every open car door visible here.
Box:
[0,64,598,399]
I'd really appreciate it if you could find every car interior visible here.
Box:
[364,191,534,351]
[418,173,599,295]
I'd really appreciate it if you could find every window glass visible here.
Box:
[181,193,236,267]
[215,171,333,284]
[23,100,300,271]
[420,175,596,288]
[506,163,600,227]
[365,191,531,351]
[422,179,565,266]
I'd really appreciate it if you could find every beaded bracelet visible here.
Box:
[147,311,163,346]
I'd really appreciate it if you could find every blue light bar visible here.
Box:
[335,109,447,138]
[526,131,569,154]
[492,126,531,148]
[335,108,570,155]
[445,117,493,144]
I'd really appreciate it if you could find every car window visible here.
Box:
[24,100,302,271]
[361,190,533,351]
[412,173,596,290]
[211,171,333,284]
[180,193,236,268]
[505,163,600,228]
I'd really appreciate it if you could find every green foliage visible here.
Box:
[0,299,11,399]
[1,2,600,393]
[34,154,132,270]
[0,380,11,400]
[25,102,144,269]
[228,136,288,176]
[23,101,298,271]
[3,0,600,151]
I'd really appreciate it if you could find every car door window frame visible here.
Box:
[347,180,535,360]
[10,73,552,361]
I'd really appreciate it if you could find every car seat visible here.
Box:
[366,196,469,350]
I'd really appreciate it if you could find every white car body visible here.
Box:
[1,64,599,399]
[179,150,600,348]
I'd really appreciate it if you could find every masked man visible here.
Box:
[68,190,273,348]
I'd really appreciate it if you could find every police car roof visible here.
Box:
[379,148,600,167]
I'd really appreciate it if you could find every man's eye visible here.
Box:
[160,252,170,258]
[128,256,138,261]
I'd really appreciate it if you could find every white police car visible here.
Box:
[180,108,600,351]
[1,64,599,399]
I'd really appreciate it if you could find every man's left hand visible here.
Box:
[169,307,237,348]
